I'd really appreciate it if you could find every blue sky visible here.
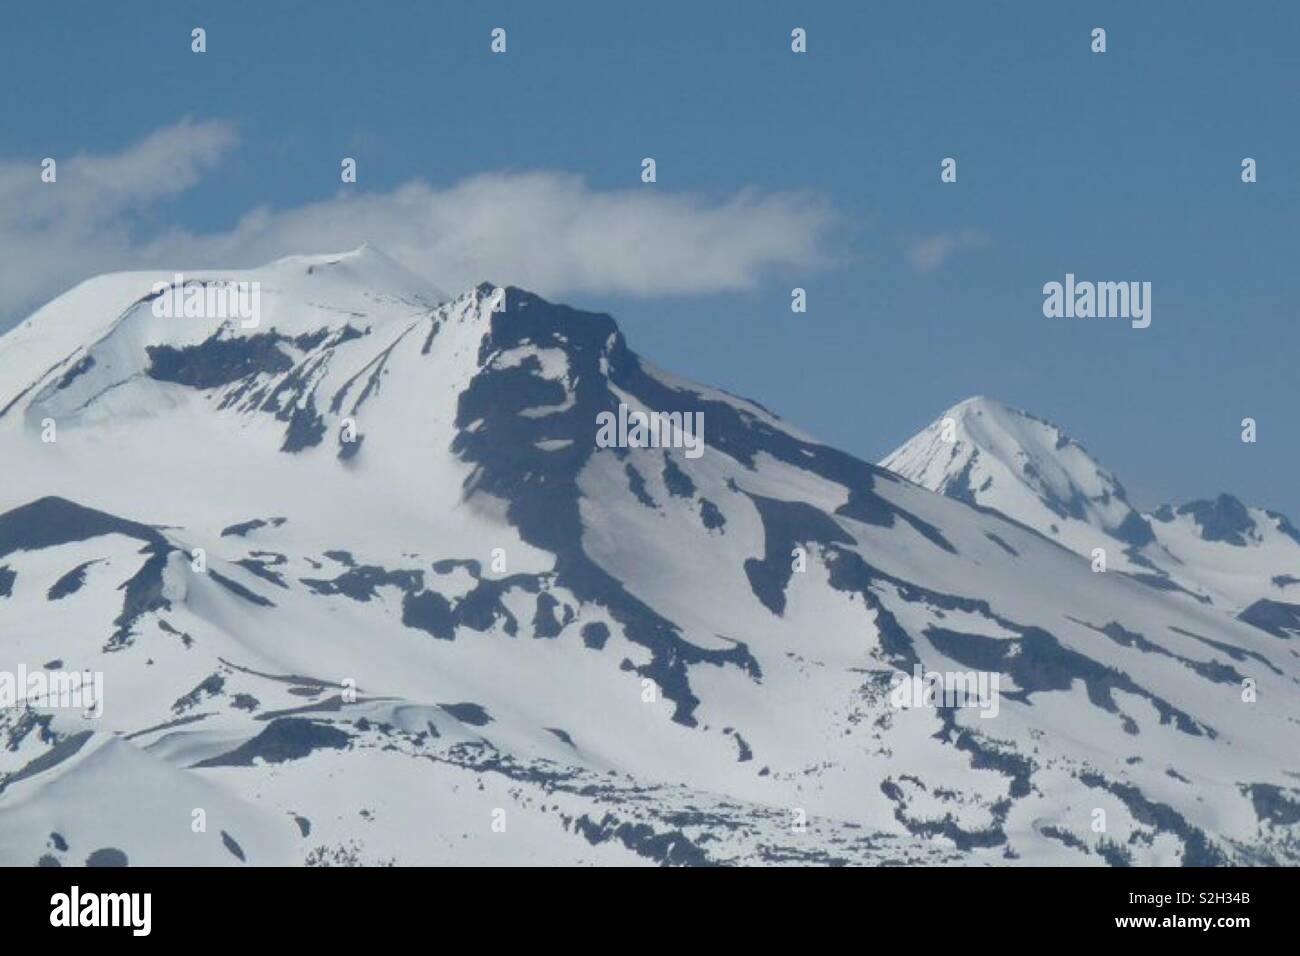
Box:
[2,0,1297,515]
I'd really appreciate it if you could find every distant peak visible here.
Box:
[882,395,1147,544]
[944,395,1052,427]
[269,243,399,270]
[947,394,998,413]
[269,245,450,304]
[334,242,405,267]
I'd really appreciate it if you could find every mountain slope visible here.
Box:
[2,256,1297,866]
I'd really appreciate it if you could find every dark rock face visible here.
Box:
[301,565,423,602]
[1068,618,1241,685]
[237,556,289,589]
[572,813,712,866]
[624,462,656,508]
[1248,784,1300,825]
[221,830,247,862]
[662,454,695,498]
[146,332,294,389]
[193,718,352,767]
[447,288,972,725]
[401,589,456,641]
[173,674,226,714]
[743,493,853,616]
[298,556,543,644]
[438,702,492,726]
[141,320,374,455]
[698,498,725,531]
[532,592,568,639]
[280,401,326,453]
[110,545,174,648]
[1077,772,1227,866]
[47,560,98,600]
[1177,494,1256,546]
[56,354,95,389]
[1237,598,1300,639]
[209,569,276,608]
[221,517,287,538]
[1267,511,1300,547]
[0,496,166,558]
[84,848,129,867]
[581,622,610,649]
[925,625,1208,738]
[451,288,760,725]
[1113,510,1155,547]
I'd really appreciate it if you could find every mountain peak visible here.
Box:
[262,243,451,305]
[945,394,999,414]
[881,396,1151,547]
[942,395,1070,442]
[0,247,477,421]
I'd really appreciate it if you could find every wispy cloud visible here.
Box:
[0,119,836,326]
[905,229,989,273]
[0,118,238,324]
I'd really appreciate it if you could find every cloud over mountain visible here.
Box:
[0,119,836,330]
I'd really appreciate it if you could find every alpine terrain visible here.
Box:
[1,249,1296,866]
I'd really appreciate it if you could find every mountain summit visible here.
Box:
[1,255,1297,866]
[881,396,1152,548]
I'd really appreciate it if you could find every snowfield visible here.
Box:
[1,248,1296,866]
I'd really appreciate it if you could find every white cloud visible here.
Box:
[0,118,238,325]
[905,229,989,273]
[0,119,836,327]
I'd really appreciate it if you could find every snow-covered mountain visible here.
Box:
[883,396,1300,636]
[2,252,1297,867]
[880,397,1152,549]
